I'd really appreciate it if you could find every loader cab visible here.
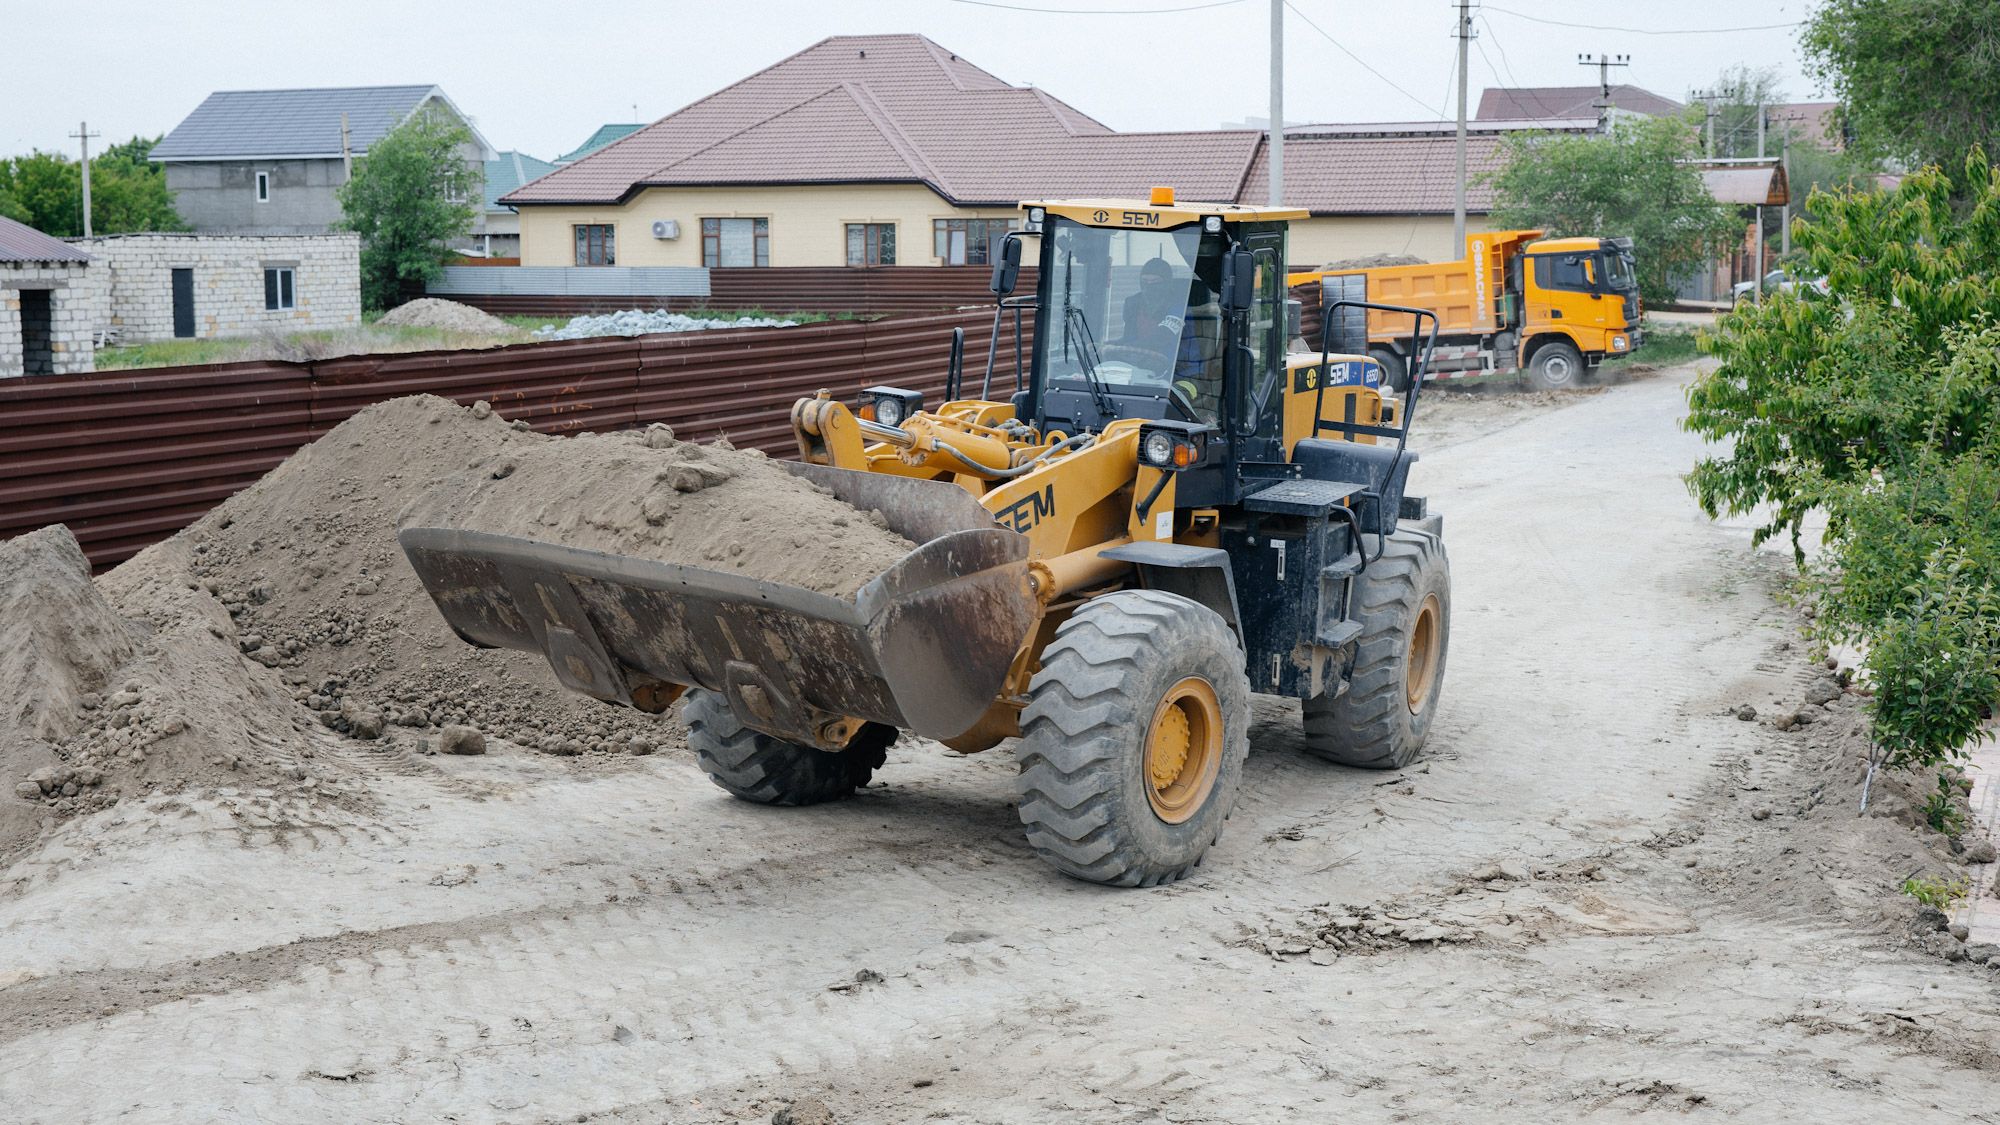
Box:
[1010,196,1306,505]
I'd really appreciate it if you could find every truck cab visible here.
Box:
[1298,229,1643,391]
[1514,234,1642,373]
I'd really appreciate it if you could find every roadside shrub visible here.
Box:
[1900,874,1970,910]
[1686,152,2000,786]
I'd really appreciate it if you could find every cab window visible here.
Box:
[1533,254,1593,292]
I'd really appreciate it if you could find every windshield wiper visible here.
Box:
[1060,264,1117,419]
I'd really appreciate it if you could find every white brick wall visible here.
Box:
[66,233,362,346]
[0,262,96,378]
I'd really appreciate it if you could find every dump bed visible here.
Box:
[1314,230,1545,344]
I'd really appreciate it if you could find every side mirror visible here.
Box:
[1221,248,1256,313]
[990,235,1023,297]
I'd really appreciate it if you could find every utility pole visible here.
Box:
[69,121,99,238]
[1689,89,1719,156]
[340,113,352,181]
[1453,1,1472,246]
[1754,103,1765,299]
[1269,0,1283,205]
[1780,129,1792,258]
[1577,53,1630,134]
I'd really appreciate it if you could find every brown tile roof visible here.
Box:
[1476,85,1683,121]
[1244,134,1508,214]
[507,34,1119,206]
[509,34,1520,217]
[0,216,91,264]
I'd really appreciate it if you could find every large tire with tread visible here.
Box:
[683,689,892,806]
[1368,348,1408,394]
[1524,340,1585,391]
[1302,529,1450,770]
[1016,590,1251,887]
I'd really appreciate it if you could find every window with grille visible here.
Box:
[573,224,616,266]
[933,218,1019,265]
[845,223,896,266]
[701,217,770,267]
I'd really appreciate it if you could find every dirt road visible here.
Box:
[5,366,1998,1123]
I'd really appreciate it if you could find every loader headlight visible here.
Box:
[1203,216,1222,233]
[863,386,923,428]
[1612,335,1629,351]
[1138,422,1211,471]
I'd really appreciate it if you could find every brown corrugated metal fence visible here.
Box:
[440,266,1038,318]
[0,309,1033,570]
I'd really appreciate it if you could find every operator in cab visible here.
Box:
[1122,257,1187,357]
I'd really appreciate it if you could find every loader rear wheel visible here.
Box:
[683,689,892,806]
[1015,590,1250,887]
[1301,529,1451,770]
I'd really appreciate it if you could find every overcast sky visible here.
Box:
[6,0,1820,159]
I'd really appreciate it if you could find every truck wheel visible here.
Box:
[1524,340,1584,391]
[1368,348,1408,393]
[1301,529,1450,769]
[683,689,892,805]
[1016,590,1251,887]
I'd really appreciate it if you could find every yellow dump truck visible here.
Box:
[1292,230,1642,391]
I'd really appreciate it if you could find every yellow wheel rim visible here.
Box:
[1406,593,1441,714]
[1144,677,1223,824]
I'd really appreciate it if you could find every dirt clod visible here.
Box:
[438,726,486,756]
[772,1096,836,1125]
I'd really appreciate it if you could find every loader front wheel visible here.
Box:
[1301,529,1451,769]
[1015,590,1250,887]
[683,689,892,806]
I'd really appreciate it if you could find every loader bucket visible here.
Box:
[397,462,1036,749]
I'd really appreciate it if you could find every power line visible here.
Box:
[1284,0,1439,116]
[1482,5,1798,36]
[944,0,1246,12]
[1476,14,1523,88]
[1473,34,1507,92]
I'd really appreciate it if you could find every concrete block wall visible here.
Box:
[0,262,96,378]
[68,233,361,345]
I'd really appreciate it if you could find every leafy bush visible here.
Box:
[1900,874,1970,910]
[1686,153,2000,778]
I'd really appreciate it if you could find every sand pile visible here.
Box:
[0,527,140,742]
[377,298,512,334]
[401,421,916,598]
[5,395,925,847]
[1316,253,1427,271]
[3,526,374,857]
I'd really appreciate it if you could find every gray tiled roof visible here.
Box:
[151,85,443,160]
[0,216,91,263]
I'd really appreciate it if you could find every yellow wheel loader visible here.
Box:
[400,190,1451,887]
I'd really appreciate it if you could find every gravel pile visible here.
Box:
[378,298,513,334]
[532,309,798,340]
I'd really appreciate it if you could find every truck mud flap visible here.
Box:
[398,463,1035,749]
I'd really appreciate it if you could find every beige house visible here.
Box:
[505,35,1543,270]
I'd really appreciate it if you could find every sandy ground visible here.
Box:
[5,366,1999,1123]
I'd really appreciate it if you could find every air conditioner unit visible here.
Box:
[651,219,680,240]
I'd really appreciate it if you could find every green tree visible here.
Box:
[1803,0,2000,172]
[0,137,184,237]
[1488,115,1741,307]
[1696,64,1786,160]
[1685,153,2000,778]
[336,108,480,310]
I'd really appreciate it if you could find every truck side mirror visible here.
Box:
[990,235,1023,297]
[1221,248,1256,313]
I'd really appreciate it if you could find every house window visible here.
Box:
[256,172,270,202]
[701,217,770,267]
[933,218,1019,265]
[574,224,616,266]
[263,267,295,311]
[845,223,895,266]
